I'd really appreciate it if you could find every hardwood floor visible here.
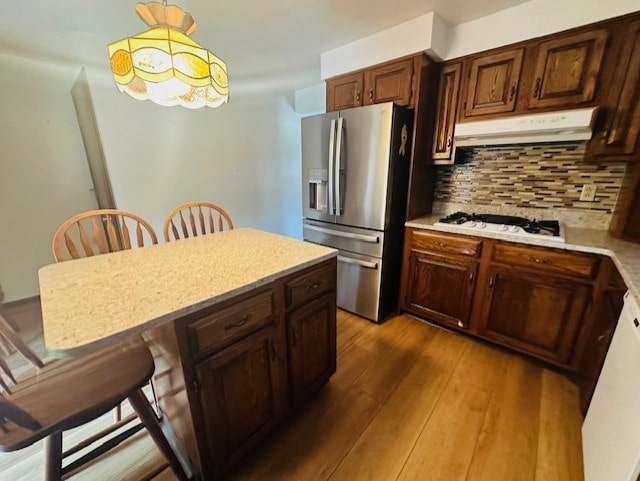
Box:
[0,310,585,480]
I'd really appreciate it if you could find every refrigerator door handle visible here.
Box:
[304,223,380,243]
[338,255,379,270]
[334,117,344,216]
[328,118,336,215]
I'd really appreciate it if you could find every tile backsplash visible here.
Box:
[433,143,628,229]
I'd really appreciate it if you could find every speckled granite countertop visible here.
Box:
[39,228,337,355]
[407,215,640,304]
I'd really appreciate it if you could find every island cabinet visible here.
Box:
[145,259,337,481]
[284,261,337,407]
[400,227,607,371]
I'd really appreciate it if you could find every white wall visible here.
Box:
[84,68,303,242]
[0,54,98,302]
[445,0,640,59]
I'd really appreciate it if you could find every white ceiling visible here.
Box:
[0,0,533,92]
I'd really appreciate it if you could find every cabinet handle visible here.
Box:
[446,136,452,148]
[306,280,321,291]
[368,89,374,100]
[509,83,516,101]
[597,334,607,343]
[489,276,496,288]
[224,314,251,330]
[290,324,298,346]
[533,77,542,98]
[469,272,475,283]
[527,256,549,265]
[355,91,361,102]
[270,339,278,361]
[457,320,465,328]
[434,241,452,250]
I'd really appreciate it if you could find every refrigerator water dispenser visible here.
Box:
[308,168,328,211]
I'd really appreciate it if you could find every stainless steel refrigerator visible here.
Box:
[302,102,413,322]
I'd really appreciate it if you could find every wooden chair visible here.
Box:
[52,209,158,262]
[0,312,188,480]
[163,201,233,242]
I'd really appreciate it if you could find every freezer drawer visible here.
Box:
[336,250,383,322]
[303,219,384,258]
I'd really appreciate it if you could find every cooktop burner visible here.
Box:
[435,212,565,242]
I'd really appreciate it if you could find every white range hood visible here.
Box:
[454,107,597,147]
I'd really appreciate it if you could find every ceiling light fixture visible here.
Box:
[107,1,228,109]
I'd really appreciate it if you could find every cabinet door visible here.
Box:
[587,20,640,160]
[463,48,523,117]
[578,262,626,413]
[195,325,287,478]
[363,58,414,107]
[528,29,608,110]
[432,62,462,162]
[326,71,364,112]
[478,266,591,366]
[287,292,336,407]
[404,251,478,330]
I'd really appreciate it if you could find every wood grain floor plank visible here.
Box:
[254,386,381,481]
[328,329,470,481]
[397,342,510,481]
[465,357,543,481]
[0,312,586,481]
[351,318,440,402]
[535,369,585,481]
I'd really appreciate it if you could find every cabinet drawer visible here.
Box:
[188,289,275,356]
[411,230,482,258]
[285,262,335,308]
[492,243,599,279]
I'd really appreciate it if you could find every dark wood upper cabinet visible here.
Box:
[587,19,640,161]
[326,71,363,112]
[432,62,462,163]
[363,58,414,107]
[463,48,524,118]
[528,29,608,109]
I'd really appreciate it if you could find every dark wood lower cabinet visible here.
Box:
[401,227,625,407]
[146,260,337,481]
[287,292,337,407]
[478,265,591,365]
[195,325,287,478]
[404,251,477,329]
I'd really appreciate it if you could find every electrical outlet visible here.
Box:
[580,184,597,202]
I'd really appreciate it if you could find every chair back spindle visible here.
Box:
[164,202,233,242]
[53,209,158,262]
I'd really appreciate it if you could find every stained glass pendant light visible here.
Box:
[108,1,228,109]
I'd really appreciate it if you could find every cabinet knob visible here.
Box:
[355,91,361,102]
[369,89,374,100]
[528,256,549,265]
[270,339,278,361]
[469,272,475,283]
[533,78,542,98]
[457,320,465,328]
[509,83,517,101]
[446,137,452,149]
[489,276,496,288]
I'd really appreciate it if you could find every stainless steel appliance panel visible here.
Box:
[336,250,383,322]
[335,103,393,231]
[302,111,339,223]
[303,219,384,258]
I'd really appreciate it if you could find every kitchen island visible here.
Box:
[39,228,338,480]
